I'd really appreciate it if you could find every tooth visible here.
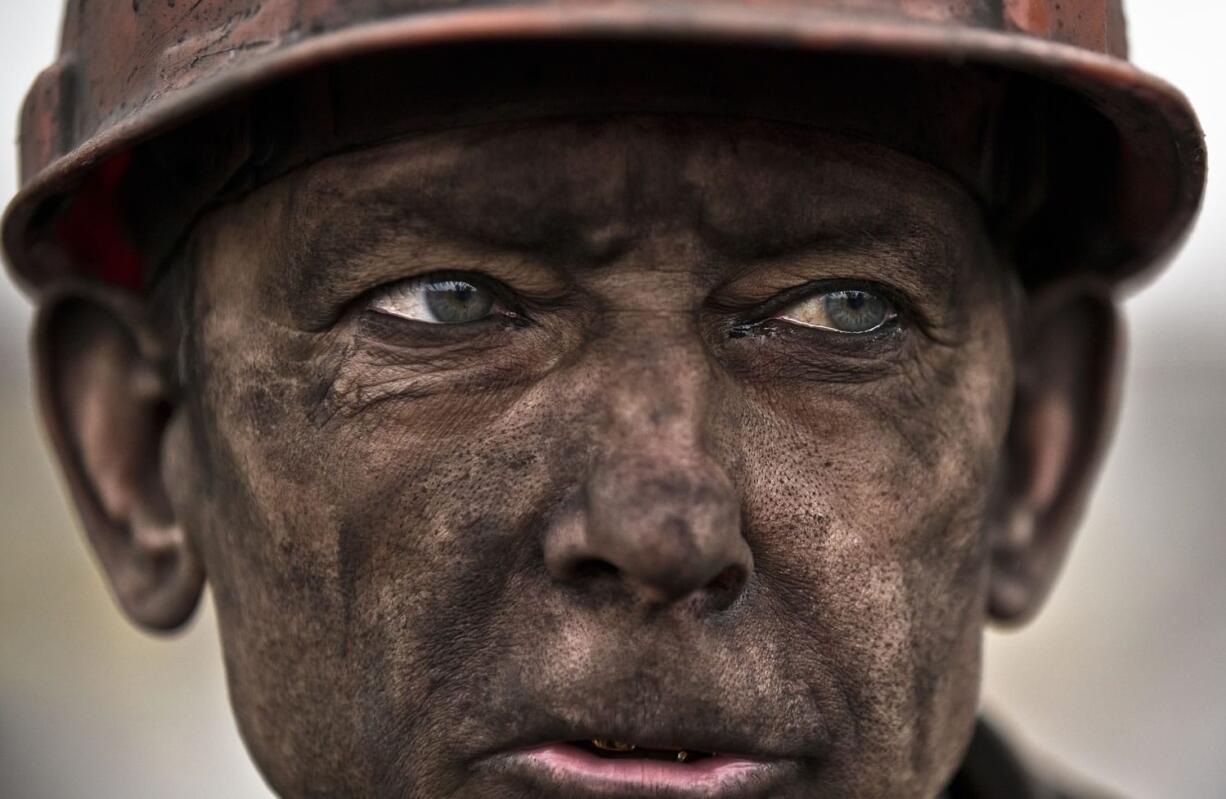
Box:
[676,750,689,763]
[591,739,636,752]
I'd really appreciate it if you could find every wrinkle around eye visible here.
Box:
[309,308,577,425]
[715,319,914,387]
[313,342,532,424]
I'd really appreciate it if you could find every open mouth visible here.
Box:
[574,738,719,764]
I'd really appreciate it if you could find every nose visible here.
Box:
[544,333,752,611]
[556,450,752,608]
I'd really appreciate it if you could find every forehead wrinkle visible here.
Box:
[277,131,653,302]
[702,198,952,268]
[683,121,984,265]
[369,121,654,250]
[267,116,985,310]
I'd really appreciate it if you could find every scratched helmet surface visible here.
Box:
[3,0,1206,295]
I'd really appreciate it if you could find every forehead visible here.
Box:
[273,115,984,266]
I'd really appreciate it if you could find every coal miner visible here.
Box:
[3,1,1205,797]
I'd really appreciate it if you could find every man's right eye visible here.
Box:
[368,276,507,325]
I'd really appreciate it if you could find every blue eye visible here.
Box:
[422,280,495,323]
[776,289,895,334]
[370,277,500,324]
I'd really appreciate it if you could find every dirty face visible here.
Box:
[162,116,1018,797]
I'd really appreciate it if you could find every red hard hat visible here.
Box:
[2,1,1206,296]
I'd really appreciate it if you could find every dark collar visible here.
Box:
[944,719,1074,799]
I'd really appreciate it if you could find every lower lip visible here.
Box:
[501,742,781,797]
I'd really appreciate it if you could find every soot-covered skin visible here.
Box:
[161,117,1016,797]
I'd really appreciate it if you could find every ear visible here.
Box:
[988,279,1123,626]
[34,285,204,632]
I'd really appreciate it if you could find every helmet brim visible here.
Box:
[3,3,1206,295]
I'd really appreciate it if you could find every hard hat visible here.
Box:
[2,1,1206,296]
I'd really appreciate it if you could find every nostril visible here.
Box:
[700,565,750,612]
[707,565,747,595]
[569,557,620,582]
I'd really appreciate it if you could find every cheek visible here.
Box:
[182,306,590,791]
[174,345,362,792]
[738,320,1012,781]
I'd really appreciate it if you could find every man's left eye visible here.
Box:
[775,289,897,334]
[369,276,503,324]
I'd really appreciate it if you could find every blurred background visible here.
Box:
[0,3,1222,798]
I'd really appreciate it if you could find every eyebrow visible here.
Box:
[712,226,964,331]
[279,171,639,306]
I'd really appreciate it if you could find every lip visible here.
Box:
[480,738,798,799]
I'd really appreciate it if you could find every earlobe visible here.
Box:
[989,281,1123,626]
[34,287,204,632]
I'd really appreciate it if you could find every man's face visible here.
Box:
[166,116,1017,798]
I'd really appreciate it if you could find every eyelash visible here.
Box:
[364,272,528,324]
[725,279,911,338]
